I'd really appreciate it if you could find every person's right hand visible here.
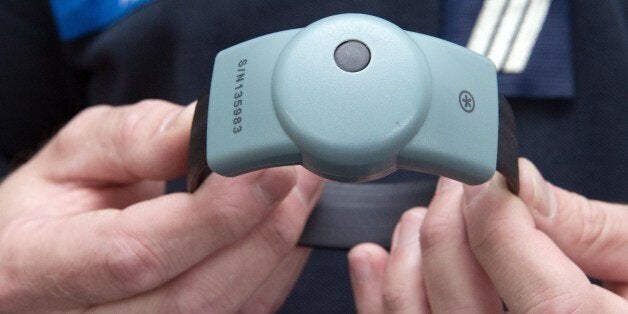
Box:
[348,159,627,313]
[0,100,324,313]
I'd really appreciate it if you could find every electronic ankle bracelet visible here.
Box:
[188,14,519,249]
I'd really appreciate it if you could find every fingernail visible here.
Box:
[390,222,401,250]
[463,182,489,205]
[398,210,424,247]
[256,167,297,206]
[161,103,195,132]
[294,167,325,207]
[159,108,180,132]
[435,177,462,194]
[523,159,555,217]
[350,251,372,283]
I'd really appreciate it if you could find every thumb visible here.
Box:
[518,158,628,282]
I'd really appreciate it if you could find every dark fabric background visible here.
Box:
[0,1,83,169]
[0,1,626,312]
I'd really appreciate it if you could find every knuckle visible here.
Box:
[115,104,150,150]
[115,100,172,146]
[208,203,249,244]
[112,102,169,177]
[259,214,298,256]
[52,105,111,151]
[468,218,516,255]
[202,184,280,247]
[420,217,460,252]
[573,196,609,250]
[551,191,619,263]
[135,98,175,108]
[170,286,232,314]
[382,284,413,312]
[103,235,166,294]
[73,105,112,124]
[523,289,585,313]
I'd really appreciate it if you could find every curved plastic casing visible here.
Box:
[203,14,498,185]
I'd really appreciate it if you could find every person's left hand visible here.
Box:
[0,100,324,313]
[348,159,628,313]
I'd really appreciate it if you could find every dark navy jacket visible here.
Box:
[0,1,626,312]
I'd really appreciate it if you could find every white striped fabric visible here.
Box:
[467,0,552,73]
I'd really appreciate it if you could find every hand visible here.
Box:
[348,159,628,313]
[0,100,324,313]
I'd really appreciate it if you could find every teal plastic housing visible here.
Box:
[205,14,498,184]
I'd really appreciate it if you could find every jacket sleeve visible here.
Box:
[0,0,85,175]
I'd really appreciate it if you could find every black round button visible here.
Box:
[334,40,371,72]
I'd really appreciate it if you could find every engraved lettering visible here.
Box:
[231,59,247,134]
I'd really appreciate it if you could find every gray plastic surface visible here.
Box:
[205,14,498,185]
[206,30,301,175]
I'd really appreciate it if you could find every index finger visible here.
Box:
[462,175,624,313]
[518,158,628,282]
[9,166,299,308]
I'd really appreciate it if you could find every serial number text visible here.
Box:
[232,59,247,134]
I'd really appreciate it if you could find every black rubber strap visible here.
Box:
[187,93,212,192]
[299,179,436,249]
[497,95,520,194]
[187,94,520,249]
